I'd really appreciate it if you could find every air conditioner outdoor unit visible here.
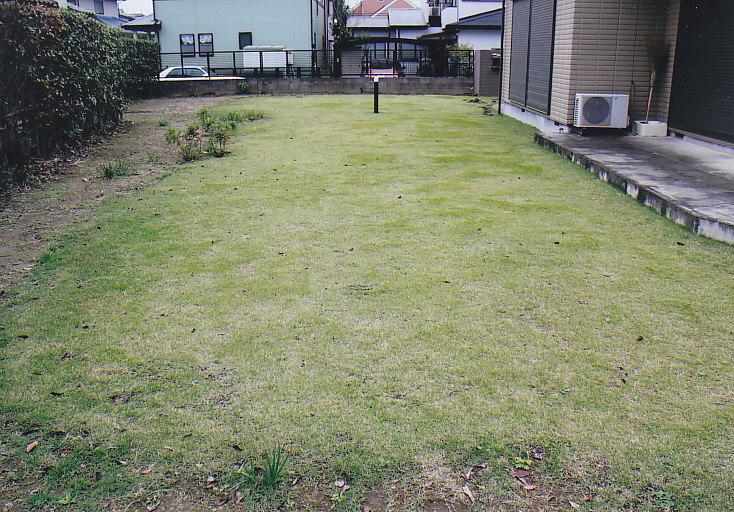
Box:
[574,93,629,128]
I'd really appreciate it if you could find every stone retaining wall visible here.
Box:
[158,77,475,97]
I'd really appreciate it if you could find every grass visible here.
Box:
[1,95,732,511]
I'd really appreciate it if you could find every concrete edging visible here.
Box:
[535,133,734,244]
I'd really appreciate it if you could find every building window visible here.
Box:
[238,32,253,49]
[93,0,104,14]
[179,34,195,55]
[68,0,79,6]
[198,33,214,56]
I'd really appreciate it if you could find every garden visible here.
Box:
[1,94,732,511]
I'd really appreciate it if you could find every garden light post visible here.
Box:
[374,76,379,114]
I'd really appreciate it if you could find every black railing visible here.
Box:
[158,49,474,79]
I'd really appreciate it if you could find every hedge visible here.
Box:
[0,0,160,191]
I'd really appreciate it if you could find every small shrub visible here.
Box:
[156,119,170,127]
[165,125,204,162]
[100,159,136,179]
[243,110,266,122]
[167,110,265,161]
[146,154,164,165]
[237,81,251,95]
[206,124,231,157]
[164,127,180,145]
[196,109,215,129]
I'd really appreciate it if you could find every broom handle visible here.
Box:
[645,73,655,123]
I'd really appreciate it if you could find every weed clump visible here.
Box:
[99,158,136,179]
[236,446,290,494]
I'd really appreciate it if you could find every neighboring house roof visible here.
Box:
[121,13,161,30]
[95,14,126,27]
[446,8,503,29]
[353,0,418,16]
[388,8,427,27]
[347,15,390,28]
[349,0,428,30]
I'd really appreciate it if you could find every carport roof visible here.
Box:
[446,8,503,29]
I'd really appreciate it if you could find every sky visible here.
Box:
[118,0,363,16]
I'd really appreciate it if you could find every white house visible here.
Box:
[58,0,129,28]
[444,7,502,49]
[61,0,120,18]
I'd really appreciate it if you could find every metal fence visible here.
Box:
[159,49,474,79]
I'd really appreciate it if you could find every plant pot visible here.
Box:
[634,120,668,137]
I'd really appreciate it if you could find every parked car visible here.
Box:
[159,66,210,80]
[365,60,401,78]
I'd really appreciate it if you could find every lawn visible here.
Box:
[1,95,732,511]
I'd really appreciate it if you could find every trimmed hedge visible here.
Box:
[0,0,160,190]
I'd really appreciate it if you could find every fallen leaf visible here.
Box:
[335,479,346,488]
[462,485,475,502]
[570,501,581,509]
[464,467,473,480]
[140,466,152,475]
[26,441,39,453]
[343,484,351,491]
[523,485,538,491]
[235,491,243,504]
[512,469,532,479]
[117,460,128,466]
[146,505,157,512]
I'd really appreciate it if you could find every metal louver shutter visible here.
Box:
[509,0,530,104]
[669,1,733,144]
[525,0,554,113]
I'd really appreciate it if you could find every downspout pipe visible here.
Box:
[498,0,506,114]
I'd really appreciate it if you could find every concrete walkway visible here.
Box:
[535,133,734,244]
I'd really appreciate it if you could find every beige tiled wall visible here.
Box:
[503,0,680,126]
[501,0,512,103]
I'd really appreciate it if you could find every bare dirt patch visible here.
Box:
[0,97,223,293]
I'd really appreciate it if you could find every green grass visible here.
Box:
[1,95,732,511]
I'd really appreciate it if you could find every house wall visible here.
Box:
[503,0,680,128]
[154,0,318,54]
[457,28,501,49]
[458,0,503,18]
[64,0,119,17]
[312,0,327,51]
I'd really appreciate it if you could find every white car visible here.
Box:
[159,66,210,80]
